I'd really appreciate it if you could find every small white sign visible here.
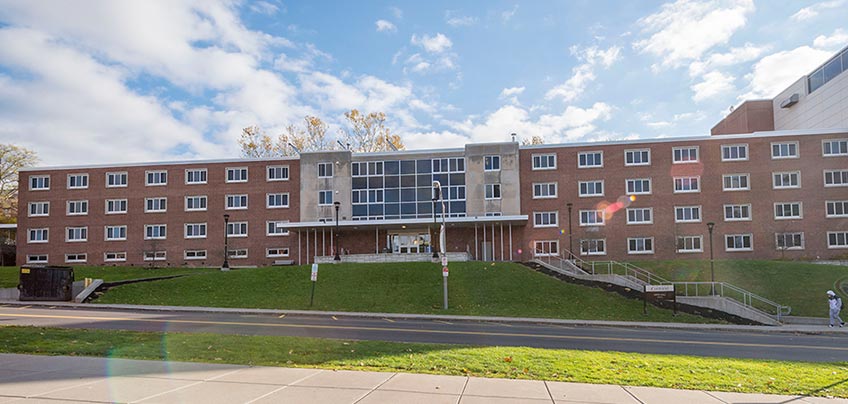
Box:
[442,266,449,277]
[441,256,448,267]
[311,263,318,282]
[645,284,674,293]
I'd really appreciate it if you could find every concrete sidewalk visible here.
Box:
[0,354,844,404]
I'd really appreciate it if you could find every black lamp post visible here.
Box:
[222,214,230,271]
[334,201,341,261]
[432,185,440,259]
[566,202,573,260]
[707,222,715,295]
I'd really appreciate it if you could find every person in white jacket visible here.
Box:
[827,290,844,328]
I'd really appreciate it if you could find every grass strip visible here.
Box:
[1,326,846,397]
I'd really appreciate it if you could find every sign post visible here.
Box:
[441,254,448,310]
[309,263,318,306]
[644,284,676,315]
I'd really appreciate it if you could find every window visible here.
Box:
[318,190,334,206]
[28,202,49,217]
[828,231,848,248]
[672,146,699,163]
[826,201,848,218]
[532,182,557,199]
[724,204,752,221]
[226,194,248,210]
[432,157,465,173]
[580,239,606,256]
[808,47,848,92]
[144,251,167,261]
[721,144,748,161]
[104,252,126,262]
[485,212,502,217]
[267,193,289,208]
[267,165,289,181]
[317,162,333,178]
[625,149,650,166]
[185,250,207,260]
[146,170,167,186]
[578,151,603,168]
[67,173,88,189]
[267,221,290,236]
[28,228,48,243]
[29,175,50,190]
[484,155,501,171]
[67,200,88,216]
[226,167,248,183]
[145,197,167,213]
[675,206,701,223]
[722,174,750,191]
[533,240,559,257]
[771,142,798,159]
[144,224,167,240]
[626,178,651,195]
[185,223,207,239]
[106,172,127,187]
[673,177,700,193]
[66,227,87,242]
[776,233,804,250]
[485,183,501,200]
[824,170,848,187]
[628,237,654,254]
[823,139,848,156]
[185,169,207,184]
[105,225,127,241]
[627,208,653,224]
[185,196,207,211]
[774,202,802,219]
[725,234,753,251]
[677,236,703,253]
[228,249,248,259]
[533,212,558,228]
[227,222,248,237]
[106,199,128,214]
[579,180,604,197]
[266,248,290,258]
[773,171,800,189]
[26,255,48,264]
[579,210,604,226]
[532,154,556,170]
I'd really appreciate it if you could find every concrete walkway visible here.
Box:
[0,354,844,404]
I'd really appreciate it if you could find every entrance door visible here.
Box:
[390,233,431,253]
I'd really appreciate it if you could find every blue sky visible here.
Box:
[0,0,846,164]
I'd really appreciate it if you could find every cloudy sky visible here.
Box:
[0,0,846,165]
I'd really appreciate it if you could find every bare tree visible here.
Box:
[339,110,405,152]
[0,144,38,223]
[238,116,337,157]
[521,135,545,146]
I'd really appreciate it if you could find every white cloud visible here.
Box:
[545,46,621,102]
[446,14,477,27]
[501,5,519,22]
[249,1,279,15]
[499,86,525,98]
[791,0,846,21]
[688,43,768,76]
[411,33,453,53]
[390,6,403,20]
[741,46,832,99]
[646,121,673,128]
[691,70,735,102]
[375,19,396,33]
[456,102,613,144]
[402,51,457,75]
[813,28,848,51]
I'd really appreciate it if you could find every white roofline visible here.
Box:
[285,215,528,229]
[20,156,300,172]
[0,224,16,229]
[354,147,465,158]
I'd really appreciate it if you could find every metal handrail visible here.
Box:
[672,281,791,320]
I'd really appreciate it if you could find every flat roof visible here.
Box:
[285,215,528,229]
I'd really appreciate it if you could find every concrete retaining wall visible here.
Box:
[315,252,470,264]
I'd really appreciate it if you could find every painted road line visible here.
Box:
[1,311,846,353]
[278,314,286,318]
[332,316,338,321]
[383,318,395,323]
[433,320,453,325]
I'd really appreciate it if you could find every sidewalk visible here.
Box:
[0,354,845,404]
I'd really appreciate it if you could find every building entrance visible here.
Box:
[390,232,432,253]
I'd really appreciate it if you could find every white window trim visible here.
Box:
[184,223,207,239]
[66,200,89,216]
[774,202,803,220]
[674,206,702,223]
[318,190,334,206]
[144,224,167,240]
[722,173,750,191]
[227,222,249,238]
[104,252,127,262]
[531,154,557,170]
[105,172,128,188]
[184,168,208,185]
[184,196,207,212]
[104,225,127,241]
[672,146,699,164]
[105,199,128,215]
[578,180,604,197]
[627,237,655,255]
[144,251,167,261]
[824,169,848,187]
[771,141,799,160]
[721,144,749,162]
[266,248,290,258]
[532,182,558,199]
[145,170,168,186]
[822,139,848,157]
[579,210,605,226]
[577,151,604,168]
[266,193,290,209]
[26,255,48,264]
[228,249,249,259]
[184,250,208,260]
[226,194,249,210]
[65,253,87,263]
[533,211,559,228]
[27,228,49,244]
[775,233,805,251]
[317,162,333,178]
[29,175,50,191]
[484,183,502,200]
[65,227,88,243]
[826,200,848,218]
[626,207,653,225]
[266,221,291,236]
[673,176,701,194]
[725,234,753,252]
[533,240,560,257]
[28,202,49,217]
[144,197,167,213]
[226,167,249,183]
[772,171,801,189]
[579,239,607,256]
[484,155,501,172]
[828,231,848,249]
[625,178,652,195]
[267,165,290,181]
[723,204,752,222]
[624,149,651,167]
[66,173,89,190]
[676,235,704,253]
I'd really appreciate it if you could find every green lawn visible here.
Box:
[94,262,708,322]
[1,326,845,397]
[0,266,217,289]
[627,260,848,317]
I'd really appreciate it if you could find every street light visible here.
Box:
[431,183,441,259]
[334,201,341,261]
[433,180,448,310]
[221,214,230,271]
[707,222,715,295]
[566,202,573,260]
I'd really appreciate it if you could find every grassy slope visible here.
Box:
[0,266,217,289]
[1,326,845,397]
[95,262,708,322]
[629,260,848,317]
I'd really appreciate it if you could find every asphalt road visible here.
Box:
[1,305,846,362]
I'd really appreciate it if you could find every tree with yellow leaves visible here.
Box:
[339,110,405,152]
[0,144,38,223]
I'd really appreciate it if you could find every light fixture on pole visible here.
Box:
[566,202,573,260]
[221,214,230,271]
[433,180,448,310]
[334,201,341,261]
[431,184,440,259]
[707,222,715,295]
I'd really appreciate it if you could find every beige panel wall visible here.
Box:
[464,142,520,216]
[299,150,352,221]
[773,73,848,131]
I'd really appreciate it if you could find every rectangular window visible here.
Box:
[675,206,702,223]
[721,144,748,161]
[776,233,804,250]
[29,175,50,190]
[579,210,604,226]
[532,182,557,199]
[533,240,559,257]
[432,158,465,173]
[533,211,558,228]
[725,234,753,251]
[146,170,167,186]
[104,252,127,262]
[185,250,207,260]
[267,193,290,208]
[771,141,799,159]
[318,190,334,206]
[67,173,89,189]
[627,208,653,224]
[773,171,800,189]
[226,221,248,237]
[484,155,501,171]
[485,183,501,200]
[185,196,207,211]
[828,231,848,248]
[625,149,650,166]
[143,251,167,261]
[184,223,207,239]
[267,221,290,236]
[628,237,654,254]
[66,227,87,242]
[578,180,604,197]
[266,248,290,258]
[826,201,848,218]
[106,172,127,187]
[823,139,848,156]
[578,151,603,168]
[673,146,699,163]
[226,167,248,183]
[724,204,752,221]
[824,170,848,187]
[106,199,128,214]
[228,249,248,259]
[532,154,556,170]
[27,255,48,264]
[318,162,333,178]
[144,197,167,213]
[580,239,606,256]
[28,202,49,217]
[722,174,750,191]
[67,200,88,216]
[226,194,248,210]
[105,225,127,241]
[144,224,167,240]
[626,178,652,195]
[185,169,207,184]
[267,165,289,181]
[677,236,703,253]
[774,202,802,219]
[28,228,48,243]
[673,177,700,193]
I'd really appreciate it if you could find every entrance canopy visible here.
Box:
[284,214,528,230]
